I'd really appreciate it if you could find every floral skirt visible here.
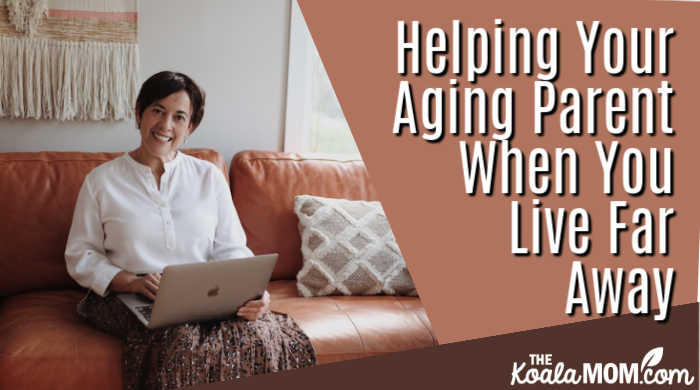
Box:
[78,291,316,390]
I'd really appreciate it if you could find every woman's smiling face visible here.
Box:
[136,90,194,161]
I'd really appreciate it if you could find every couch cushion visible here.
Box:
[268,280,436,364]
[230,151,379,280]
[0,283,435,387]
[0,290,122,390]
[0,149,227,296]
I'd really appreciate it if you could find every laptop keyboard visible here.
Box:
[135,305,153,321]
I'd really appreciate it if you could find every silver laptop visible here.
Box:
[117,254,277,328]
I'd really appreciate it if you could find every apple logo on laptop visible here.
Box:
[207,285,219,297]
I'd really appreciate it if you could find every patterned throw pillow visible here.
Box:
[294,195,417,297]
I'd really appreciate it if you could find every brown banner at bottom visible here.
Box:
[187,303,698,389]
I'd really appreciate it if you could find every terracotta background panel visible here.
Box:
[298,0,700,343]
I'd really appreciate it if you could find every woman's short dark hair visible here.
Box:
[135,71,206,130]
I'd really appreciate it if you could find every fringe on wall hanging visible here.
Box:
[0,0,139,121]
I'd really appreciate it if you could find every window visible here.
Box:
[284,0,360,157]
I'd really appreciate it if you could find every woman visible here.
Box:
[65,71,315,390]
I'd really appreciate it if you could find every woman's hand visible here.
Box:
[237,290,270,321]
[109,270,161,301]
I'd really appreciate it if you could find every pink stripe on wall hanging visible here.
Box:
[0,0,139,121]
[48,9,137,22]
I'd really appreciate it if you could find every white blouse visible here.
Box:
[65,152,254,297]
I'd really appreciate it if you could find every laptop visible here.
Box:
[117,253,278,328]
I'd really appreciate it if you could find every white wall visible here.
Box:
[0,0,291,165]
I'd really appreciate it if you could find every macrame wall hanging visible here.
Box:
[0,0,138,120]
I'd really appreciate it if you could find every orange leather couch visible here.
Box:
[0,149,436,389]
